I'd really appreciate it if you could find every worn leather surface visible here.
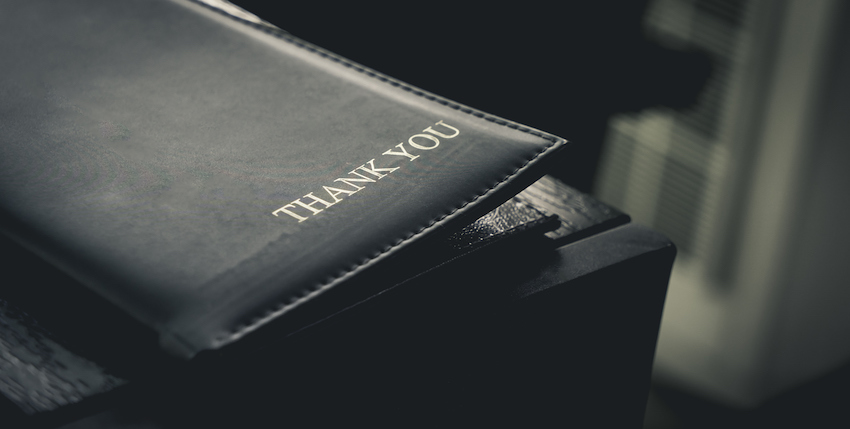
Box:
[444,196,555,251]
[0,0,566,358]
[515,175,630,245]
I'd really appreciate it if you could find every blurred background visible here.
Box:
[228,0,850,426]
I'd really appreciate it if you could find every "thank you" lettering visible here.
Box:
[272,120,460,222]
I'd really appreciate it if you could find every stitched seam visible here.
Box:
[190,0,565,344]
[219,139,555,343]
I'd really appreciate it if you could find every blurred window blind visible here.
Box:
[595,0,753,262]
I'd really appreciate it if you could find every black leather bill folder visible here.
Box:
[0,1,675,427]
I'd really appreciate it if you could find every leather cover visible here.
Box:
[0,0,567,359]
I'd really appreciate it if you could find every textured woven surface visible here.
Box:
[0,299,125,415]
